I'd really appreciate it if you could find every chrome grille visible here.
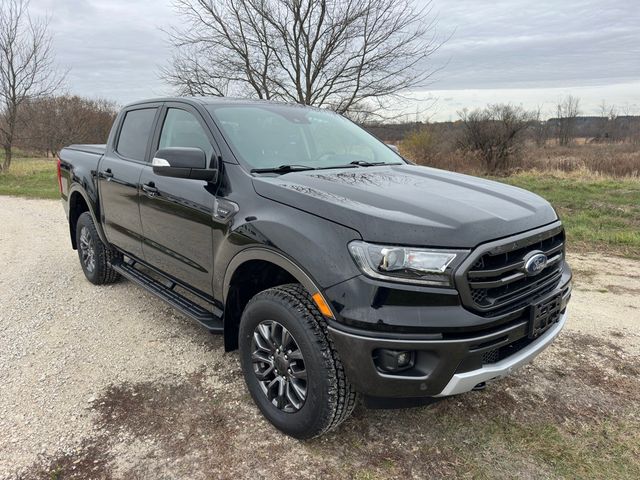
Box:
[457,224,565,316]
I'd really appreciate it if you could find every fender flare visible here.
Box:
[222,247,322,303]
[68,184,109,245]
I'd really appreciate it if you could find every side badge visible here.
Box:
[214,198,239,221]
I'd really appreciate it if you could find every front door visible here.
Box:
[99,106,160,258]
[138,105,218,295]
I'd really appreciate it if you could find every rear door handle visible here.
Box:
[101,168,113,179]
[142,182,158,197]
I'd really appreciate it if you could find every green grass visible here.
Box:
[402,414,640,480]
[500,173,640,258]
[466,417,640,479]
[0,156,59,199]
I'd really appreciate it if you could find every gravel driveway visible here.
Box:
[1,196,639,479]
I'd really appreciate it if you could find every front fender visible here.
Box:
[212,200,362,302]
[222,247,321,301]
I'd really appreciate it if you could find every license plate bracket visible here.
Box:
[529,292,562,339]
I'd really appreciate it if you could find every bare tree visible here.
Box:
[163,0,443,115]
[458,104,535,173]
[17,95,117,157]
[531,105,551,147]
[596,100,616,142]
[555,95,580,146]
[0,0,63,171]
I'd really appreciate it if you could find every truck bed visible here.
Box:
[64,144,106,155]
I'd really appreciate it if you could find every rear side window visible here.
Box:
[116,108,157,161]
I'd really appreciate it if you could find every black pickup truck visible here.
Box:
[58,97,572,438]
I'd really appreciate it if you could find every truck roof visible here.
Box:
[122,96,305,109]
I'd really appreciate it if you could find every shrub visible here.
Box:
[400,123,481,173]
[458,104,535,174]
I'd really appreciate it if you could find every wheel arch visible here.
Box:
[222,248,325,351]
[223,248,321,300]
[68,185,108,248]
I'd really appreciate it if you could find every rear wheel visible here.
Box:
[239,284,357,439]
[75,212,120,285]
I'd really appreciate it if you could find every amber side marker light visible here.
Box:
[312,292,334,319]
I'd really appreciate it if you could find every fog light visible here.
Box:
[374,349,415,373]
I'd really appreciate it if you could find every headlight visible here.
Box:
[348,241,469,287]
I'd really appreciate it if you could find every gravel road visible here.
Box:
[1,196,639,479]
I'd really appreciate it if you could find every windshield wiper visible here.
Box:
[317,161,403,170]
[349,160,403,167]
[252,161,405,174]
[251,164,316,174]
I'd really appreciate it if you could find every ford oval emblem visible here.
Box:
[523,251,548,276]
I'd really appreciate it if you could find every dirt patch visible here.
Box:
[570,265,598,285]
[95,371,228,456]
[517,333,639,422]
[27,443,112,480]
[21,370,236,480]
[564,252,640,355]
[605,284,640,295]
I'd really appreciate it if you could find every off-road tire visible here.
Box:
[75,212,121,285]
[239,283,357,439]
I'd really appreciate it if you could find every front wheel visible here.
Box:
[239,284,357,439]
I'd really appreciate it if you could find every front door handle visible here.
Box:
[142,182,158,197]
[101,168,113,179]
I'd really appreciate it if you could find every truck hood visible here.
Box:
[252,165,557,247]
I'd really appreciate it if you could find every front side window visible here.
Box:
[116,108,157,161]
[206,104,403,170]
[158,108,214,161]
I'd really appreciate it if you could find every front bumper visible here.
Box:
[327,281,571,398]
[435,309,566,396]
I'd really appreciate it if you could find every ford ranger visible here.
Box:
[58,97,572,439]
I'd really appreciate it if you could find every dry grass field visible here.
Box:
[521,143,640,177]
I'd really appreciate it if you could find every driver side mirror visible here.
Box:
[152,147,218,182]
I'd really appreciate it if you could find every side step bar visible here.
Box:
[111,259,223,333]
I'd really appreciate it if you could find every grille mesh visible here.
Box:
[482,336,534,364]
[471,288,487,304]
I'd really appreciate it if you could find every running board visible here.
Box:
[111,260,223,333]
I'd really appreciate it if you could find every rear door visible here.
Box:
[98,104,161,258]
[138,103,219,295]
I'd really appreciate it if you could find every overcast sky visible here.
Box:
[30,0,640,121]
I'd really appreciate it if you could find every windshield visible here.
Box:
[207,104,403,171]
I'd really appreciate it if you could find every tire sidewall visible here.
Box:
[239,292,333,439]
[76,213,100,283]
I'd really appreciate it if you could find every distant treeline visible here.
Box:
[372,102,640,176]
[365,115,640,144]
[14,95,118,157]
